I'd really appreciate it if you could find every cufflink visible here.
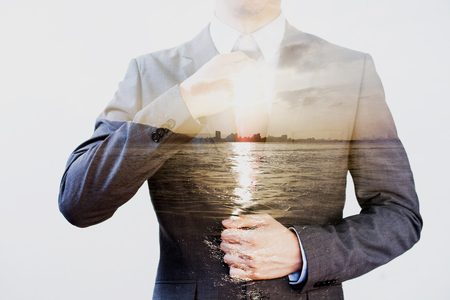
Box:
[151,119,176,143]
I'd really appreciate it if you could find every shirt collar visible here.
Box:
[210,12,285,61]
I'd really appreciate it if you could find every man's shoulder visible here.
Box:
[133,25,213,70]
[285,22,367,63]
[132,43,189,71]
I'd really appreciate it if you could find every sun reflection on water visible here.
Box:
[230,143,263,215]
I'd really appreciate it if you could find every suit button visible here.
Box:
[314,280,337,287]
[156,128,165,137]
[250,290,262,300]
[160,124,169,133]
[151,132,160,143]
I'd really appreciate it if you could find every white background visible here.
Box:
[1,0,449,299]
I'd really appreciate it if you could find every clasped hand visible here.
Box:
[221,214,303,281]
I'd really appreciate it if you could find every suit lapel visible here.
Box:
[181,25,218,79]
[267,22,319,140]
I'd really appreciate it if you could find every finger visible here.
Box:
[190,78,235,96]
[229,266,254,280]
[222,215,267,229]
[220,240,240,253]
[223,253,255,268]
[216,51,251,64]
[230,58,258,73]
[218,59,258,77]
[220,241,255,258]
[221,243,255,264]
[222,229,260,248]
[221,228,248,243]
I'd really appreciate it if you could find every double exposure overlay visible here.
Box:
[58,3,421,299]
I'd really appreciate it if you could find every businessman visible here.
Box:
[59,0,422,299]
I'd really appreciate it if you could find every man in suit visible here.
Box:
[59,0,422,299]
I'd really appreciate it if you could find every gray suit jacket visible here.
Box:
[59,22,422,299]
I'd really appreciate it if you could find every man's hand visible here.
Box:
[179,52,258,119]
[221,214,302,280]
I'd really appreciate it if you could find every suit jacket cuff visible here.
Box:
[133,85,205,136]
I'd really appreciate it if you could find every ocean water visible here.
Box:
[152,141,355,225]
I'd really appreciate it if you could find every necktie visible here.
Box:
[232,35,270,141]
[228,35,271,215]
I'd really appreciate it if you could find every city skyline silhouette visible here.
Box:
[190,130,398,143]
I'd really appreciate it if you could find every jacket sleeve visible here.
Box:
[58,58,204,227]
[294,54,422,291]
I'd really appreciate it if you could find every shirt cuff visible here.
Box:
[288,227,308,285]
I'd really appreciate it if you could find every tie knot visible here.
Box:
[233,35,263,61]
[235,35,259,52]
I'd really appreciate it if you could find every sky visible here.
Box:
[1,0,449,299]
